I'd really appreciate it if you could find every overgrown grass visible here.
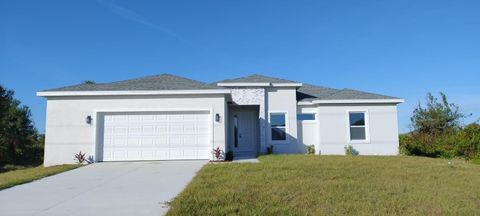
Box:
[0,164,80,190]
[167,155,480,215]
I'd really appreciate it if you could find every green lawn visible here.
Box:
[167,155,480,215]
[0,164,80,190]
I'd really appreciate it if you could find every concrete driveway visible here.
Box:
[0,161,207,216]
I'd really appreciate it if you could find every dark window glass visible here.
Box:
[349,113,365,126]
[271,114,286,127]
[297,114,315,121]
[233,115,238,148]
[271,128,286,140]
[350,127,366,140]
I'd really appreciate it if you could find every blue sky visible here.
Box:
[1,0,479,133]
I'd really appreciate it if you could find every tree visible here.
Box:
[401,92,479,159]
[411,92,469,135]
[0,85,41,165]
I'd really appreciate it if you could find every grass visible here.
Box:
[167,155,480,216]
[0,164,81,190]
[472,157,480,165]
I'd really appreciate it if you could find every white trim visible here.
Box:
[217,82,270,87]
[346,110,370,144]
[298,99,404,105]
[37,89,231,97]
[268,111,289,144]
[271,83,303,87]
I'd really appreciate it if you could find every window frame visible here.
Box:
[269,111,288,143]
[296,113,317,122]
[347,110,370,143]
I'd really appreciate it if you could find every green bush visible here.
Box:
[306,145,315,155]
[266,145,274,155]
[225,151,234,161]
[344,145,358,156]
[400,123,480,159]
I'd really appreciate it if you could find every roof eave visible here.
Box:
[37,89,232,97]
[298,99,405,105]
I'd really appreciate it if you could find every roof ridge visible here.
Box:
[213,73,297,84]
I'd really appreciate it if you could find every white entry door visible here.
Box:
[232,110,256,153]
[101,111,211,161]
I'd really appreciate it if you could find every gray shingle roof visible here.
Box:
[215,74,298,83]
[43,73,400,100]
[297,85,399,101]
[43,74,220,91]
[215,74,399,101]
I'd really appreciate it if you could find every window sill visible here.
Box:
[348,140,370,144]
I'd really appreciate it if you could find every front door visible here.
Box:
[231,110,256,155]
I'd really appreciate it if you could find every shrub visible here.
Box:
[400,123,480,159]
[306,145,315,155]
[225,151,234,161]
[266,145,274,155]
[344,145,358,156]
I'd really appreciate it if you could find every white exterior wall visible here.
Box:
[316,104,399,155]
[297,106,319,154]
[43,95,226,166]
[266,88,301,153]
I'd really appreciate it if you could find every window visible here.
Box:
[233,115,238,148]
[297,113,315,121]
[349,112,367,141]
[270,113,286,141]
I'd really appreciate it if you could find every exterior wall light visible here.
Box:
[86,115,92,124]
[215,113,220,122]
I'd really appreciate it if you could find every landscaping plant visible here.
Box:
[306,145,315,155]
[225,151,234,161]
[266,145,274,154]
[211,146,223,161]
[344,145,357,156]
[74,151,87,164]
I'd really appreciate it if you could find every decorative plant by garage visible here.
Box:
[74,151,87,164]
[211,146,224,161]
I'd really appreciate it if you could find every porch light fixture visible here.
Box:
[215,113,220,122]
[86,115,92,124]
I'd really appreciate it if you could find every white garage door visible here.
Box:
[102,111,211,161]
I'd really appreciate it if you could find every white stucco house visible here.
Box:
[37,74,404,166]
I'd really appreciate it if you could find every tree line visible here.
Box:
[0,85,43,165]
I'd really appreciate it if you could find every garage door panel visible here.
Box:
[102,111,211,161]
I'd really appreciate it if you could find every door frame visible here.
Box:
[227,105,260,156]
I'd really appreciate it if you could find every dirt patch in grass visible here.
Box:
[167,155,480,215]
[0,164,81,190]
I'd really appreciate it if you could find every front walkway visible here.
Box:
[0,161,206,216]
